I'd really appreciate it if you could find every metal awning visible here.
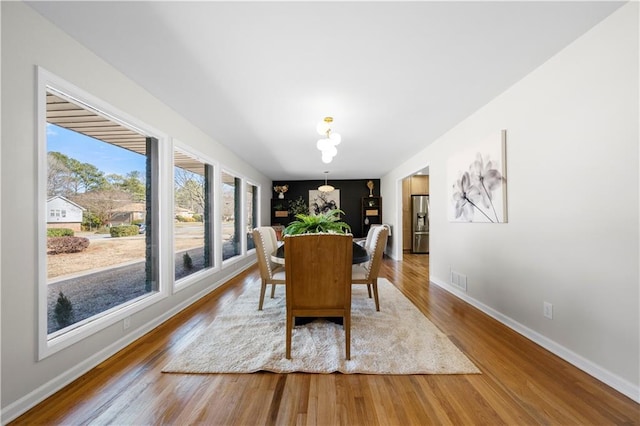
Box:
[47,93,146,153]
[46,92,205,175]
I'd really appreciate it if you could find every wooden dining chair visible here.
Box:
[355,224,390,298]
[352,226,388,311]
[284,233,353,360]
[252,227,286,310]
[356,223,390,261]
[358,224,378,252]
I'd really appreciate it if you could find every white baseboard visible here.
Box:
[4,267,635,424]
[1,263,253,425]
[430,276,640,404]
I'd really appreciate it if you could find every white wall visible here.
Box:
[1,2,272,420]
[382,2,639,401]
[47,197,83,223]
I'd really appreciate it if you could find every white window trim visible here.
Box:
[172,139,220,293]
[217,169,262,265]
[220,167,246,266]
[37,67,170,360]
[245,181,260,255]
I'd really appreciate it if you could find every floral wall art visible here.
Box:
[309,190,340,215]
[447,130,507,223]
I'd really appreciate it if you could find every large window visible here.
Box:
[246,183,258,251]
[221,171,241,261]
[174,148,214,283]
[38,69,263,358]
[40,75,160,355]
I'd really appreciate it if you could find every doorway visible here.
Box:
[401,168,429,254]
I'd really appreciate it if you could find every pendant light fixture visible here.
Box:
[316,116,342,164]
[318,171,335,192]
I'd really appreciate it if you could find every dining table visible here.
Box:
[270,239,370,326]
[270,240,370,265]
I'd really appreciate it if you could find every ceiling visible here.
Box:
[28,1,623,180]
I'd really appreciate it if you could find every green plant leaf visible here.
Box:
[284,209,351,235]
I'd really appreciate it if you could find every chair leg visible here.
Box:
[372,280,380,311]
[271,283,276,298]
[258,279,267,310]
[286,313,292,359]
[345,314,351,360]
[366,284,372,298]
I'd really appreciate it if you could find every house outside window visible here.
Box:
[39,70,162,358]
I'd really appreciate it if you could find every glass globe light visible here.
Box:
[329,132,341,145]
[322,144,337,157]
[316,138,332,151]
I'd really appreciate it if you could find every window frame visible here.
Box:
[220,168,249,265]
[245,181,259,254]
[37,67,170,360]
[215,167,262,266]
[172,140,219,292]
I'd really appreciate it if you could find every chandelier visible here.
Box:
[316,116,341,164]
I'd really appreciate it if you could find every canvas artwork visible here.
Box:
[447,130,507,223]
[309,190,340,215]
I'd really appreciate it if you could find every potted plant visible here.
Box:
[273,184,288,199]
[287,196,308,218]
[284,209,351,235]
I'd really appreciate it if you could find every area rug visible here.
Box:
[162,278,480,375]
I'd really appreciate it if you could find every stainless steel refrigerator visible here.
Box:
[411,195,429,254]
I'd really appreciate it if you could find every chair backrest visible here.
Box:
[363,224,391,252]
[365,227,389,280]
[362,226,377,252]
[284,233,353,313]
[252,227,279,279]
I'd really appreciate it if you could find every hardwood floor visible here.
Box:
[11,254,639,425]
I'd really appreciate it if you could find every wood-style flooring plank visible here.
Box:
[9,254,640,425]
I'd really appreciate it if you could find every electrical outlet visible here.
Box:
[123,316,131,330]
[543,302,553,319]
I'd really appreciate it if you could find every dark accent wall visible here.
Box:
[271,179,381,238]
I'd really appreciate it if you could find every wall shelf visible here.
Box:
[361,196,382,237]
